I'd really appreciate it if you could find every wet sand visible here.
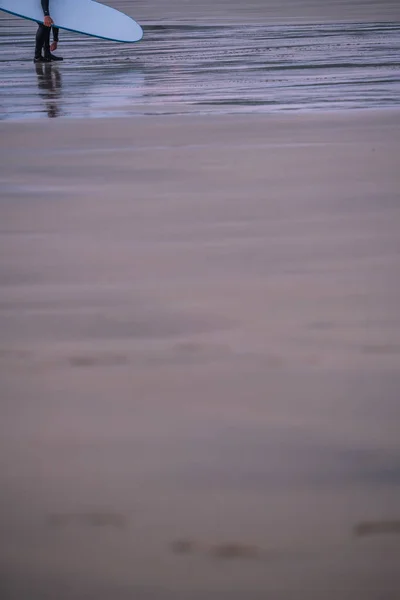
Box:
[2,9,400,120]
[1,110,400,599]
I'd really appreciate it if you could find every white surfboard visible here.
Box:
[0,0,143,43]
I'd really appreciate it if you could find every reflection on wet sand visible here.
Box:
[35,62,62,118]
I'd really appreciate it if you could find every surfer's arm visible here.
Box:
[50,27,59,51]
[41,0,50,16]
[41,0,54,26]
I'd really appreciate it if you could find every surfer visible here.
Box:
[34,0,63,63]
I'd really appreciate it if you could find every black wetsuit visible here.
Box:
[34,0,60,61]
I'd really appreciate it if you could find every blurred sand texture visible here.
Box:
[1,110,400,599]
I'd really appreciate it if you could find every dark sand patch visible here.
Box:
[47,511,128,530]
[354,520,400,538]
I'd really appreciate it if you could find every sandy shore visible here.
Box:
[2,4,399,120]
[110,0,400,24]
[1,110,400,599]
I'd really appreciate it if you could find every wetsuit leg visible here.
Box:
[35,23,48,60]
[43,26,52,60]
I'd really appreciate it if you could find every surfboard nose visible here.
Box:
[122,23,144,43]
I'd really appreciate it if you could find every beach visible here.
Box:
[1,109,400,599]
[1,3,399,119]
[1,0,400,598]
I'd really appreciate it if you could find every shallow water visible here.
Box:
[0,14,399,119]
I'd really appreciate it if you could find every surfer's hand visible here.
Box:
[50,41,58,51]
[44,16,53,27]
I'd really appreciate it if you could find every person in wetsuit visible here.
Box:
[34,1,63,63]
